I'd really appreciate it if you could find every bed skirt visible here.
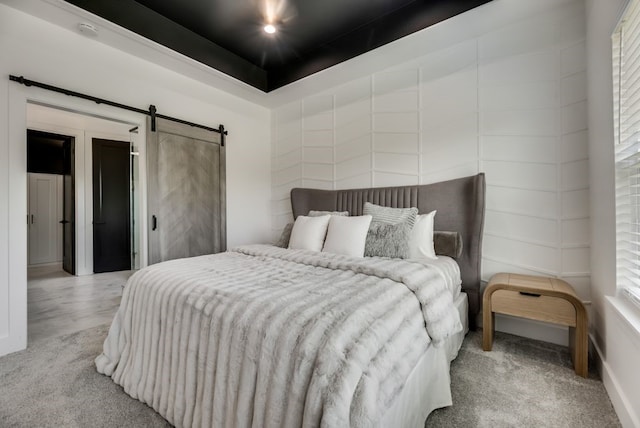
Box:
[379,293,468,427]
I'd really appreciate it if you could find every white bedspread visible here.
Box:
[96,244,462,427]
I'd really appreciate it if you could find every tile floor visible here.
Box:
[27,264,132,344]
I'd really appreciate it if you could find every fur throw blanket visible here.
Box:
[96,245,462,427]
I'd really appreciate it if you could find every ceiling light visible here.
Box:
[264,24,276,34]
[77,23,98,37]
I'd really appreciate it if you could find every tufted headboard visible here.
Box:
[290,173,485,329]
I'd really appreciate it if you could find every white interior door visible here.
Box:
[27,173,63,266]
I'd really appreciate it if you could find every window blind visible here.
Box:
[614,0,640,308]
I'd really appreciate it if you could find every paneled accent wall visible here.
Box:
[271,1,588,303]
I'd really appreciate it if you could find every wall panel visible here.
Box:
[482,136,558,164]
[373,91,418,113]
[373,70,418,94]
[485,211,557,247]
[561,41,586,76]
[479,81,557,111]
[336,155,371,181]
[336,98,370,127]
[484,161,557,191]
[373,112,419,133]
[479,52,558,86]
[562,131,589,162]
[373,133,419,154]
[336,135,370,163]
[336,116,371,145]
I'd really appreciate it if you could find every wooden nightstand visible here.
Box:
[482,272,588,377]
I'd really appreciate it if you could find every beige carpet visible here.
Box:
[0,325,620,427]
[0,324,169,428]
[426,331,620,427]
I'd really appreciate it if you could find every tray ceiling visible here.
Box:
[64,0,492,92]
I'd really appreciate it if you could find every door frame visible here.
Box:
[62,136,75,275]
[2,83,148,356]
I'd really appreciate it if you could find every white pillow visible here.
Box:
[322,215,373,257]
[409,210,437,259]
[288,215,331,252]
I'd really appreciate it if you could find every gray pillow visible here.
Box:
[364,221,412,259]
[434,231,463,258]
[275,222,294,248]
[308,210,349,217]
[363,202,418,227]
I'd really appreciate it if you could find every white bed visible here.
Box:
[96,247,466,427]
[96,174,485,427]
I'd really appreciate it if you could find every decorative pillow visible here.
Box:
[363,202,418,227]
[409,210,437,260]
[364,221,413,259]
[322,215,372,257]
[275,222,294,248]
[434,231,463,258]
[288,215,331,252]
[308,210,349,217]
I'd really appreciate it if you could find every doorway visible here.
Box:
[23,104,144,347]
[0,95,149,355]
[26,130,75,275]
[25,102,145,275]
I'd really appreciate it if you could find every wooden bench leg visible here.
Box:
[569,321,588,377]
[483,306,494,351]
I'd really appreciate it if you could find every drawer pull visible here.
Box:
[519,291,541,297]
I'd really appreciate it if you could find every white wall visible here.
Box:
[271,0,589,343]
[0,3,272,356]
[586,0,640,426]
[2,0,639,423]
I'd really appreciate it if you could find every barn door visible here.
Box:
[147,118,226,264]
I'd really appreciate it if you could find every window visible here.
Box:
[614,0,640,308]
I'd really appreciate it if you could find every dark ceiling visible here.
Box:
[64,0,492,92]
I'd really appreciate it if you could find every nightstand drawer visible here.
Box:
[491,289,577,327]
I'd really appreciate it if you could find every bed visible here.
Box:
[95,173,485,427]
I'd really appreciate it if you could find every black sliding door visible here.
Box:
[92,138,131,273]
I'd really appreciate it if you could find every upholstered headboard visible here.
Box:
[290,173,485,329]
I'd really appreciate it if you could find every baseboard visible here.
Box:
[591,332,640,428]
[0,332,27,358]
[601,298,640,428]
[27,261,62,268]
